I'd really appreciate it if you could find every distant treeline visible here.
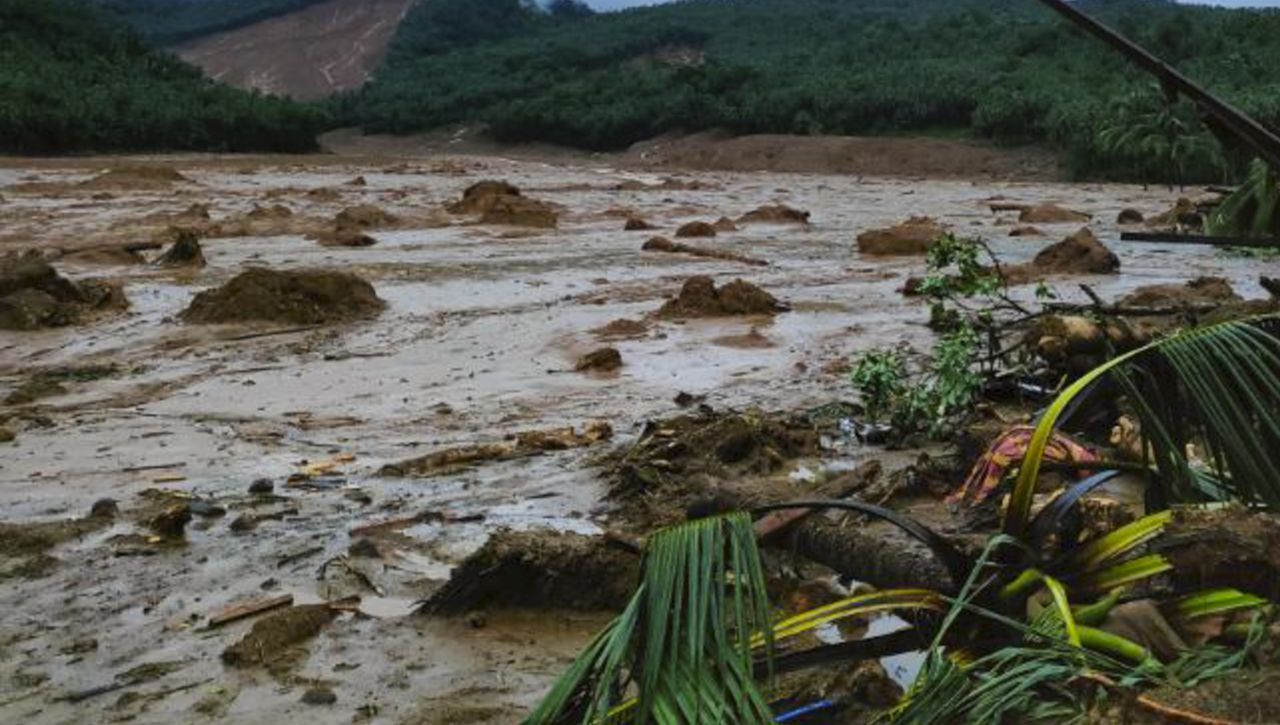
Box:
[0,0,327,155]
[335,0,1280,182]
[91,0,332,46]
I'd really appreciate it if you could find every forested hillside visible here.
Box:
[0,0,326,154]
[91,0,330,45]
[338,0,1280,181]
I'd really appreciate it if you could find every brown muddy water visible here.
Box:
[0,153,1273,724]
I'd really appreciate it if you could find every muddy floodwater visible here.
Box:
[0,152,1271,724]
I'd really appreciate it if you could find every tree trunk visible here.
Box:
[781,515,956,592]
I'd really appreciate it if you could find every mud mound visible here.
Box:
[738,204,811,225]
[624,217,656,231]
[62,247,146,266]
[592,318,649,339]
[221,604,335,668]
[181,268,384,325]
[658,276,785,318]
[0,508,114,581]
[446,180,522,214]
[1120,277,1241,309]
[334,204,397,231]
[856,216,944,256]
[1117,208,1145,224]
[479,194,557,228]
[642,236,767,267]
[576,347,623,372]
[712,216,738,233]
[1004,228,1119,285]
[1009,226,1045,238]
[80,166,189,191]
[422,530,639,614]
[155,230,207,268]
[1018,203,1091,224]
[0,254,128,330]
[676,221,717,238]
[247,204,293,220]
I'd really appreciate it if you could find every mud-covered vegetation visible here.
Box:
[0,0,326,154]
[341,0,1280,182]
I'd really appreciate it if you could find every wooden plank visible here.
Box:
[1120,232,1280,248]
[207,594,293,628]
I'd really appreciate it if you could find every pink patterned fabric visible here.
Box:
[948,425,1098,507]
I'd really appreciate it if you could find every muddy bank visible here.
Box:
[0,150,1265,725]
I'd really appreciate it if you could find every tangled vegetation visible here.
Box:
[0,0,327,154]
[531,315,1280,723]
[341,0,1280,183]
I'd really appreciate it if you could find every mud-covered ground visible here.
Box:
[0,151,1272,724]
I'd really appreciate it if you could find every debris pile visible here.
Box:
[379,421,613,477]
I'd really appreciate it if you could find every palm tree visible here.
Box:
[1097,88,1224,189]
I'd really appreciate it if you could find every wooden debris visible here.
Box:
[208,594,294,628]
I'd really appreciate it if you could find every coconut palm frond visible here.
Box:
[1005,316,1280,537]
[1206,159,1280,238]
[524,512,775,725]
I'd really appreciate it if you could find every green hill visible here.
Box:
[338,0,1280,180]
[0,0,326,154]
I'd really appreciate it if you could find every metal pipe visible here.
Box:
[1034,0,1280,172]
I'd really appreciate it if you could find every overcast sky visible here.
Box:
[583,0,1280,9]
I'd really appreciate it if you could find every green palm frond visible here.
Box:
[1206,159,1280,238]
[525,513,774,725]
[1005,315,1280,536]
